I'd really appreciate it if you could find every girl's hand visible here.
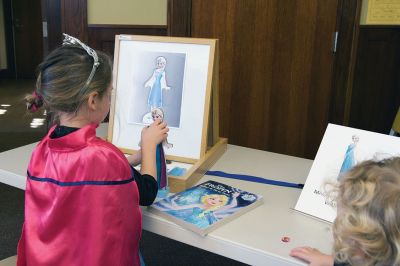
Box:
[139,119,169,178]
[290,247,333,266]
[141,119,169,149]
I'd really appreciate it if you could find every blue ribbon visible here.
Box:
[205,170,304,189]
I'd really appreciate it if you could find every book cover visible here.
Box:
[150,180,263,236]
[295,123,400,222]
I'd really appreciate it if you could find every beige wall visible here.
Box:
[0,0,7,70]
[360,0,369,25]
[360,0,400,25]
[87,0,167,25]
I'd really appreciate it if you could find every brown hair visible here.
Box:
[333,157,400,265]
[26,45,112,124]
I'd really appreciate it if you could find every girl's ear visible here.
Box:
[87,91,99,111]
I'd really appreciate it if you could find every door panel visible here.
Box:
[191,0,339,158]
[13,0,43,78]
[349,28,400,134]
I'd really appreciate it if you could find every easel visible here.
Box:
[168,40,227,192]
[107,35,227,193]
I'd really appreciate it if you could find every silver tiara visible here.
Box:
[62,33,100,88]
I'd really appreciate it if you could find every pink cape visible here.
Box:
[17,124,142,266]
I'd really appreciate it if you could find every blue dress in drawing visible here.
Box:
[340,144,356,174]
[147,71,163,108]
[338,135,359,180]
[145,56,170,110]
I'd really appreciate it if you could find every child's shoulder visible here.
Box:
[85,138,131,176]
[90,137,127,159]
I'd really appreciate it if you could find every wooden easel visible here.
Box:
[107,36,227,192]
[168,41,228,192]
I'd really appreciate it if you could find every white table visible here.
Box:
[0,124,333,266]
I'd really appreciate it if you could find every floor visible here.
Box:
[0,79,247,265]
[0,79,47,150]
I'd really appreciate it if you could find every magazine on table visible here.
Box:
[150,180,263,236]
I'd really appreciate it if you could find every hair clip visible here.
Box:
[26,91,43,113]
[62,33,100,88]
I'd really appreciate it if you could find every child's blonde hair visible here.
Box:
[333,157,400,265]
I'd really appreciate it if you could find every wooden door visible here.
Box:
[191,0,339,159]
[349,27,400,134]
[12,0,43,78]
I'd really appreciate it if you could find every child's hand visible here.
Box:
[141,119,169,149]
[139,119,169,177]
[290,247,333,266]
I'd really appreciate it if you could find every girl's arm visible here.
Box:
[161,72,170,90]
[216,192,240,212]
[126,151,141,166]
[169,202,200,210]
[167,195,199,210]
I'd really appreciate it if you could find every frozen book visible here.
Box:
[150,180,263,236]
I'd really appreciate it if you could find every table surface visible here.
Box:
[0,124,333,266]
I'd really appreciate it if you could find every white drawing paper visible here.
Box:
[295,123,400,222]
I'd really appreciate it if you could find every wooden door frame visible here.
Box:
[56,0,191,39]
[45,0,193,43]
[1,0,47,78]
[42,0,62,54]
[329,0,362,126]
[0,0,16,78]
[167,0,192,37]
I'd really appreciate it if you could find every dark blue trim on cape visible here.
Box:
[27,170,135,186]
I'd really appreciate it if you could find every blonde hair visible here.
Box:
[333,157,400,265]
[156,56,166,65]
[151,108,164,120]
[198,194,229,218]
[201,194,229,206]
[26,45,112,125]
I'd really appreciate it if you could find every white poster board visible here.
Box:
[108,35,216,162]
[295,123,400,222]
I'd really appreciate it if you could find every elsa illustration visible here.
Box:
[145,56,170,110]
[163,192,240,229]
[338,134,359,180]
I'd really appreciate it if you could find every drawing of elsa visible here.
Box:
[163,192,240,229]
[338,134,359,180]
[145,56,171,110]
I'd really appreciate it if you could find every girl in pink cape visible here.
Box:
[19,34,169,266]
